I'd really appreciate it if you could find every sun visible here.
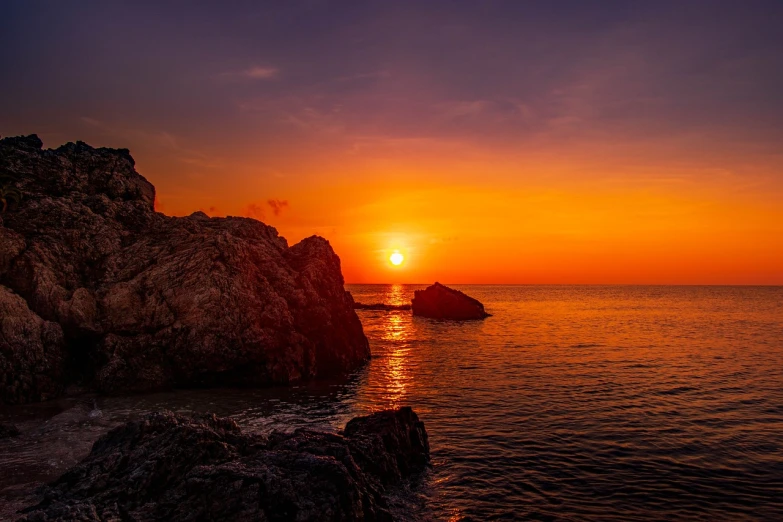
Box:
[390,251,404,266]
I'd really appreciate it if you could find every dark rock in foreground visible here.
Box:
[412,282,490,320]
[20,407,429,522]
[354,302,412,311]
[0,135,369,404]
[0,423,20,439]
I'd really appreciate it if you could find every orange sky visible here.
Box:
[3,2,783,284]
[138,136,782,284]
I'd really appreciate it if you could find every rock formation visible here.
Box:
[19,407,429,521]
[0,135,369,404]
[411,282,490,320]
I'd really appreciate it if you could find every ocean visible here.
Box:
[1,285,782,520]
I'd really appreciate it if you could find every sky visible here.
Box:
[2,1,782,284]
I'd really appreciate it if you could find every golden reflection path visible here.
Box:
[377,310,412,408]
[387,283,407,307]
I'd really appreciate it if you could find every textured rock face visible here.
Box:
[0,286,66,403]
[344,406,430,484]
[412,282,490,320]
[0,134,369,403]
[19,407,429,521]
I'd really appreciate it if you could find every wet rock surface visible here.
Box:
[0,135,369,404]
[19,407,429,521]
[411,282,490,320]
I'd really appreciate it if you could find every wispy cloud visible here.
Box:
[240,199,289,221]
[331,70,390,83]
[219,65,278,81]
[429,235,459,244]
[199,206,221,216]
[439,100,491,119]
[242,66,279,79]
[79,117,223,168]
[267,199,289,216]
[242,203,266,220]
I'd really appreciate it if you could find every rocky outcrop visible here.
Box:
[412,282,490,320]
[0,135,369,403]
[19,407,429,521]
[354,302,412,311]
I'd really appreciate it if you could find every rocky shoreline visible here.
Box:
[13,406,428,521]
[0,135,369,404]
[1,135,433,520]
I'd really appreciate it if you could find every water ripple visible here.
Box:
[1,285,781,520]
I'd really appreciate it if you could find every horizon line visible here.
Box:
[345,283,783,287]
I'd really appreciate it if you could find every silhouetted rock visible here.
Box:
[20,407,429,521]
[412,282,490,320]
[344,406,430,484]
[0,423,20,438]
[0,135,369,403]
[354,302,412,311]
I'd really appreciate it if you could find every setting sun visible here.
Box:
[2,3,783,522]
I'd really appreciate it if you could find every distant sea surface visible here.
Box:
[2,285,782,520]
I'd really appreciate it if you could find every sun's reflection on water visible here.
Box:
[383,310,409,342]
[387,283,407,307]
[376,311,412,408]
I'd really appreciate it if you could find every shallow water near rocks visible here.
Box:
[2,285,782,520]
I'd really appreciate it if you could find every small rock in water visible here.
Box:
[412,282,491,320]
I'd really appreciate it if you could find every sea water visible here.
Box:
[1,285,782,520]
